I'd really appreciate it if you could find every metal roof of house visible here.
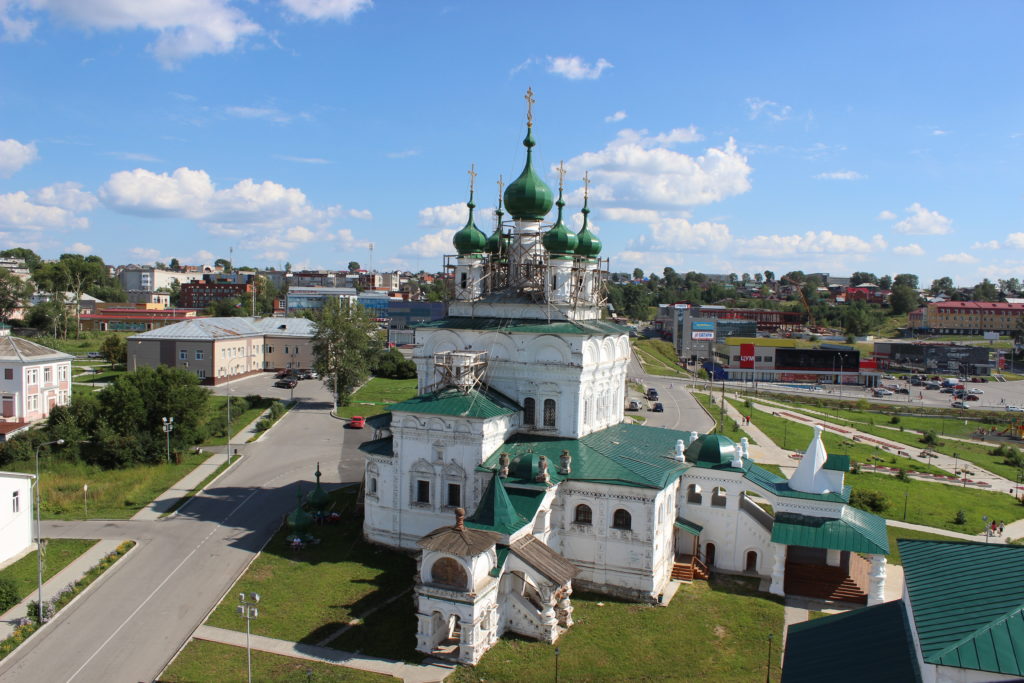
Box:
[478,422,690,490]
[418,522,500,556]
[509,534,578,586]
[742,463,851,503]
[390,386,520,419]
[900,539,1024,677]
[127,316,315,341]
[673,518,703,535]
[770,507,889,555]
[415,316,627,336]
[358,436,394,458]
[782,600,921,683]
[466,473,532,535]
[0,336,73,363]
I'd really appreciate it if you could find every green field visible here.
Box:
[885,526,964,565]
[692,392,756,444]
[336,377,418,419]
[203,395,277,446]
[159,640,395,682]
[632,338,688,377]
[6,451,212,519]
[0,539,99,603]
[451,576,784,683]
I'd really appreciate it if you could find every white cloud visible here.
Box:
[418,202,495,229]
[938,252,977,264]
[387,149,418,159]
[734,231,887,258]
[931,129,950,136]
[399,229,456,258]
[108,151,161,162]
[877,210,897,221]
[226,106,306,124]
[254,249,288,262]
[746,97,792,122]
[129,247,164,262]
[186,249,216,263]
[601,207,661,224]
[0,138,38,177]
[67,242,92,255]
[562,130,750,208]
[1006,233,1024,249]
[274,155,329,164]
[891,203,952,235]
[34,182,98,212]
[547,56,612,80]
[347,208,372,220]
[0,0,262,68]
[99,167,342,242]
[814,170,864,180]
[509,57,535,76]
[972,240,1001,250]
[280,0,373,21]
[893,243,925,256]
[336,228,371,250]
[604,111,627,123]
[0,190,89,231]
[285,226,317,243]
[649,219,731,251]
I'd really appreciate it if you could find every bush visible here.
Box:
[954,509,967,525]
[268,401,285,419]
[0,579,18,613]
[849,489,889,513]
[889,415,900,425]
[255,417,273,432]
[896,468,910,482]
[920,430,939,446]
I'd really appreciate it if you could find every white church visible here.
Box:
[360,92,890,665]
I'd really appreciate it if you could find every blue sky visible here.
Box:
[1,1,1023,286]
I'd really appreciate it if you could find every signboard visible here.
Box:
[984,331,999,341]
[691,331,715,340]
[740,343,755,369]
[674,303,689,310]
[779,373,819,382]
[692,320,716,331]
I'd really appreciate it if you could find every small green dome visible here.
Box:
[453,193,487,255]
[286,491,314,534]
[306,464,330,512]
[684,434,739,467]
[542,187,578,257]
[503,128,553,221]
[486,199,507,255]
[575,195,602,258]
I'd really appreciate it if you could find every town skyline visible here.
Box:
[2,1,1023,284]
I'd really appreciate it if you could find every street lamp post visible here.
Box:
[83,484,88,520]
[162,417,174,464]
[765,633,774,683]
[903,489,909,521]
[237,592,260,683]
[555,645,561,683]
[34,438,65,623]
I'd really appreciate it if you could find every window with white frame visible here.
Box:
[43,367,52,384]
[179,350,188,361]
[58,365,67,381]
[26,369,37,385]
[198,369,206,379]
[27,394,38,411]
[12,490,19,513]
[195,350,204,360]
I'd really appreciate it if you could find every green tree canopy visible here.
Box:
[347,261,360,272]
[0,248,42,272]
[889,285,920,315]
[312,298,384,407]
[100,334,127,366]
[0,267,33,323]
[930,276,955,296]
[893,273,919,289]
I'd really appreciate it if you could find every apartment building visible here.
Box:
[0,331,73,439]
[911,301,1024,335]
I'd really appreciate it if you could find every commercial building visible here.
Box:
[910,301,1024,335]
[127,316,315,384]
[117,266,204,292]
[0,331,73,438]
[872,342,993,376]
[78,303,199,332]
[672,305,769,361]
[179,273,254,310]
[284,286,358,314]
[708,338,872,386]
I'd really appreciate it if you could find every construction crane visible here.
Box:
[782,275,816,331]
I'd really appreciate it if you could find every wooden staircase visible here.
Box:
[783,556,869,604]
[671,554,709,582]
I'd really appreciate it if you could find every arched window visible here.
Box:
[711,486,728,507]
[574,504,592,525]
[543,399,556,427]
[687,484,703,505]
[612,508,632,530]
[430,557,468,590]
[524,397,536,425]
[460,272,467,290]
[369,477,378,495]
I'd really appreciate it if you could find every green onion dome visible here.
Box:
[542,186,578,257]
[574,193,602,258]
[286,491,313,534]
[452,191,487,255]
[503,128,553,221]
[306,463,330,512]
[486,196,507,255]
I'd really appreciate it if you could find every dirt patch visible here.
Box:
[713,625,727,639]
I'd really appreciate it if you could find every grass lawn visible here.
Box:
[70,367,125,386]
[337,378,418,419]
[692,392,756,444]
[20,332,130,356]
[0,539,99,602]
[205,487,416,648]
[5,450,212,519]
[632,339,688,378]
[884,526,962,565]
[450,576,784,683]
[159,640,396,682]
[871,313,909,338]
[203,395,276,446]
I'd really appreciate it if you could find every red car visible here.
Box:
[349,416,366,429]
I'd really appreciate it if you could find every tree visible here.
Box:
[372,347,417,379]
[754,273,763,284]
[347,261,360,272]
[33,254,109,338]
[312,298,384,408]
[632,268,644,281]
[0,248,42,273]
[0,268,32,324]
[850,272,878,286]
[999,278,1021,296]
[893,273,919,290]
[843,300,873,336]
[169,258,180,270]
[763,270,775,283]
[878,275,893,290]
[284,261,293,273]
[930,277,955,296]
[214,258,232,272]
[741,272,750,283]
[972,278,999,302]
[206,297,247,317]
[100,334,127,367]
[889,285,921,315]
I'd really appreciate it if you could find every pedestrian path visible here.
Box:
[193,625,451,683]
[0,538,124,641]
[715,395,797,473]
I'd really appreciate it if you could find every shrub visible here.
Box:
[954,509,967,525]
[269,400,285,419]
[920,430,939,446]
[255,417,273,432]
[850,461,861,474]
[850,490,889,513]
[0,579,18,613]
[890,415,900,425]
[896,468,910,482]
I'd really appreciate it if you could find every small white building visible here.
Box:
[0,331,73,440]
[0,471,34,566]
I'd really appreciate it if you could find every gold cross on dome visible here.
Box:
[525,87,535,127]
[497,174,504,199]
[557,161,566,191]
[468,163,477,193]
[582,170,591,199]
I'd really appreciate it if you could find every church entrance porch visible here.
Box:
[430,613,462,659]
[671,519,709,582]
[782,546,870,604]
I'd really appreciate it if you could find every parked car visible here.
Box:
[274,378,297,389]
[951,401,969,409]
[910,378,923,386]
[896,388,910,395]
[349,415,366,429]
[881,374,896,380]
[940,387,954,394]
[86,351,103,359]
[647,388,659,401]
[873,389,893,397]
[967,388,984,395]
[627,399,642,411]
[964,394,980,401]
[275,369,292,379]
[1006,405,1024,412]
[925,382,941,390]
[652,402,664,412]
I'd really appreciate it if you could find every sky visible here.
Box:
[1,1,1023,286]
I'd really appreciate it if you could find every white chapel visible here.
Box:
[360,91,890,665]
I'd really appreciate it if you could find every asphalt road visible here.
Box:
[0,376,374,683]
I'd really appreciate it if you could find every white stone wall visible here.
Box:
[0,473,33,566]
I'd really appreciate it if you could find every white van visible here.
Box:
[627,399,642,411]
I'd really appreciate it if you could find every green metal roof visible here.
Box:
[673,518,703,535]
[900,539,1024,677]
[389,386,520,419]
[466,473,531,535]
[478,422,690,490]
[503,127,554,221]
[743,463,851,503]
[489,545,510,577]
[782,600,921,683]
[415,317,627,336]
[685,434,742,469]
[359,436,393,457]
[771,507,889,555]
[824,453,850,472]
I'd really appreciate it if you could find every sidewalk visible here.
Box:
[716,395,797,473]
[194,625,451,683]
[0,539,123,641]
